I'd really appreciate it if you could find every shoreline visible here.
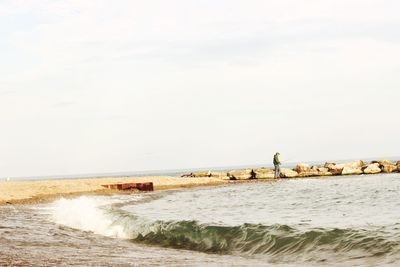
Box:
[0,176,229,206]
[1,158,399,206]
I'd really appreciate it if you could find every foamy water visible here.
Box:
[1,174,400,266]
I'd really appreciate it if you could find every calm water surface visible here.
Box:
[1,174,400,266]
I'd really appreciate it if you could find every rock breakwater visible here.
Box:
[182,159,399,180]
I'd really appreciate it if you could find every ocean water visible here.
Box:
[1,174,400,266]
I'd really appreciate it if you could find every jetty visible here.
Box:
[182,159,400,180]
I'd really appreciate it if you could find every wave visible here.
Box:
[46,197,400,258]
[131,221,399,257]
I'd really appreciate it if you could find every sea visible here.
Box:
[1,172,400,266]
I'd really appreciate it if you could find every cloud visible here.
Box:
[51,101,76,108]
[0,1,400,177]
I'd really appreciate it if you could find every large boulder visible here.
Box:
[228,169,255,180]
[363,163,381,174]
[370,160,397,173]
[324,162,336,169]
[253,168,275,179]
[299,170,319,177]
[344,160,364,169]
[295,164,311,173]
[382,164,397,173]
[294,164,319,177]
[280,168,299,178]
[325,163,345,175]
[317,167,332,176]
[342,166,363,175]
[372,159,393,166]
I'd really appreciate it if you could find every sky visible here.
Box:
[1,0,400,177]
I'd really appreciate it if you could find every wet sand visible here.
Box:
[0,176,227,205]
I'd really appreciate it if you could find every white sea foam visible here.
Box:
[46,196,137,239]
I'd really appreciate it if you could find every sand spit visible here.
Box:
[0,176,226,205]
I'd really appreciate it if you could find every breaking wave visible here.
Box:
[45,196,400,258]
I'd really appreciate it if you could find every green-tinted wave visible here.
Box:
[128,219,399,256]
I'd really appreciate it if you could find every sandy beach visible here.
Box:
[0,176,227,205]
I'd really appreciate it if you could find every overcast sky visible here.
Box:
[1,0,400,177]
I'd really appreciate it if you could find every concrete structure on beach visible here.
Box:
[184,160,400,180]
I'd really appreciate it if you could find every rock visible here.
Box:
[311,166,319,171]
[295,164,311,173]
[372,159,393,166]
[253,168,275,179]
[369,160,397,173]
[363,163,381,174]
[191,171,211,177]
[297,171,318,177]
[317,167,332,176]
[344,160,364,169]
[342,166,363,175]
[294,164,319,177]
[382,164,397,173]
[326,163,345,175]
[298,169,319,177]
[228,169,255,180]
[280,168,299,178]
[324,162,336,169]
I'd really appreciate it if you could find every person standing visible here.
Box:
[273,152,281,178]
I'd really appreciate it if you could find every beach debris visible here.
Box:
[181,171,229,179]
[363,163,382,174]
[190,171,212,177]
[253,168,275,179]
[228,169,255,180]
[101,182,154,191]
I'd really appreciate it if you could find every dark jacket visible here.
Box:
[273,154,281,165]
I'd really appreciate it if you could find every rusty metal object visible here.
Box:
[101,182,154,191]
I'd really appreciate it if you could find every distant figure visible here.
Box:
[273,152,281,178]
